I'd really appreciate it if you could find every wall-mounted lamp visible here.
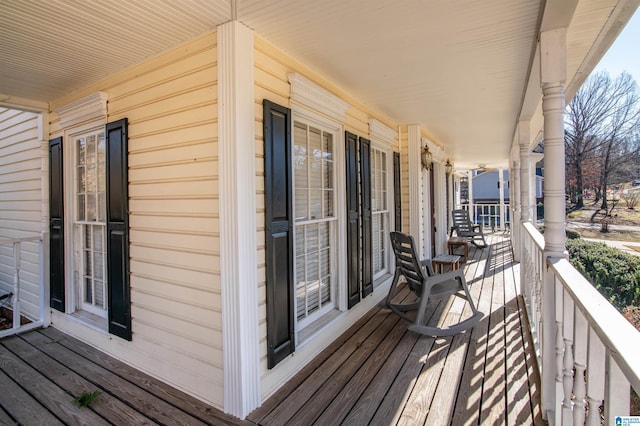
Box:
[445,159,453,175]
[421,145,432,170]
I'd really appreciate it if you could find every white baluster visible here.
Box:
[604,353,630,425]
[563,338,574,424]
[562,291,575,425]
[12,241,21,329]
[586,329,605,426]
[572,311,588,425]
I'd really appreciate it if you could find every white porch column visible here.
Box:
[498,168,505,231]
[467,170,474,221]
[218,20,260,418]
[540,27,568,424]
[408,125,424,257]
[519,121,531,224]
[511,157,521,261]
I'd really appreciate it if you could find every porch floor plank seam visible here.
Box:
[0,235,541,426]
[250,234,542,426]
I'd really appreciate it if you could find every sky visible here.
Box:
[592,8,640,83]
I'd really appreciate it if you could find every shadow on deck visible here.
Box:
[0,235,542,425]
[248,234,544,425]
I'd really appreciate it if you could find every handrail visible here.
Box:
[549,257,640,394]
[522,221,544,249]
[0,234,45,338]
[520,223,640,424]
[460,202,510,231]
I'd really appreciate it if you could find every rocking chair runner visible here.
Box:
[450,209,487,248]
[385,232,483,336]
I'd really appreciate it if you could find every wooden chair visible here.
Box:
[385,232,483,336]
[450,209,488,248]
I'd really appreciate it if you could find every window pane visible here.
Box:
[309,127,321,156]
[322,133,332,160]
[306,224,318,254]
[310,190,322,219]
[87,194,96,221]
[94,279,105,308]
[78,166,86,193]
[324,160,333,189]
[294,155,308,188]
[98,193,106,222]
[78,137,86,165]
[85,277,93,303]
[77,195,85,221]
[97,133,105,164]
[295,189,308,222]
[309,157,322,188]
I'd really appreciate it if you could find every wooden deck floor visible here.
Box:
[248,235,544,426]
[0,235,542,425]
[0,327,248,425]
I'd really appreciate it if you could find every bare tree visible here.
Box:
[596,73,640,210]
[565,71,640,209]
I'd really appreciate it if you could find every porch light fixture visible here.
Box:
[445,159,453,175]
[421,145,433,170]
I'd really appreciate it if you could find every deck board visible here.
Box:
[2,334,157,426]
[0,235,540,426]
[252,234,542,426]
[20,330,209,426]
[0,365,65,426]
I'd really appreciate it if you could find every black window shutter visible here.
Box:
[49,137,65,312]
[105,118,131,341]
[393,152,402,232]
[263,100,295,369]
[345,131,360,308]
[359,137,372,298]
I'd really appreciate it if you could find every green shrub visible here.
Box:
[565,229,581,240]
[566,239,640,310]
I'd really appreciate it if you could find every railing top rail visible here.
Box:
[549,256,640,392]
[0,235,43,245]
[522,222,545,250]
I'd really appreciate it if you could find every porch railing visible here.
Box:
[0,235,47,338]
[521,222,640,425]
[461,202,510,231]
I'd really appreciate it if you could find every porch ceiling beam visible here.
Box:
[0,93,48,112]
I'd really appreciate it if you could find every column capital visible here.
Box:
[540,28,567,84]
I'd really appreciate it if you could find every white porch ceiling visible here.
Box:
[0,0,636,169]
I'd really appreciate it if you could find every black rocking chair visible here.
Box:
[385,231,483,336]
[450,209,488,248]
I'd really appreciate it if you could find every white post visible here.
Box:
[12,242,21,330]
[218,20,260,418]
[468,170,474,222]
[512,158,521,261]
[519,121,531,224]
[519,122,531,296]
[408,125,423,258]
[540,27,568,423]
[499,168,505,231]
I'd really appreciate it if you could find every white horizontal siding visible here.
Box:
[0,108,43,321]
[48,33,223,408]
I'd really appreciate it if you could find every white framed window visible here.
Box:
[371,147,390,280]
[293,119,338,329]
[70,127,108,317]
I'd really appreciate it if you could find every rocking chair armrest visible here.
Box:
[426,267,466,286]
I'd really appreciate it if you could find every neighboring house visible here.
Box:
[471,169,543,203]
[0,0,636,421]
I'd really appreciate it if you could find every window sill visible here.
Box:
[69,310,108,335]
[297,308,341,347]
